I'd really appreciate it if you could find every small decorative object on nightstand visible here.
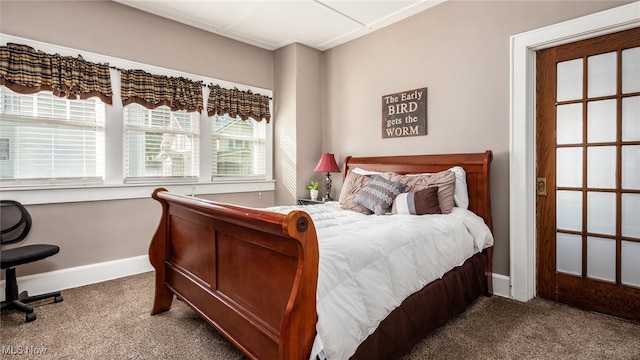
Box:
[306,181,320,200]
[314,153,341,201]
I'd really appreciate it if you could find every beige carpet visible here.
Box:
[1,272,639,359]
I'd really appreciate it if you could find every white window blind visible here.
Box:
[0,86,105,186]
[211,114,266,180]
[124,104,200,182]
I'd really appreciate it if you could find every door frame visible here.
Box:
[509,1,640,302]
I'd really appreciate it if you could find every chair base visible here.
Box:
[1,291,63,322]
[1,268,63,322]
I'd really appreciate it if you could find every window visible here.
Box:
[211,114,266,179]
[1,34,274,204]
[0,86,105,186]
[124,104,200,181]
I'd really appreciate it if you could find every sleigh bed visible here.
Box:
[149,150,494,360]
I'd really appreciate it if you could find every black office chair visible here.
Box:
[1,200,63,322]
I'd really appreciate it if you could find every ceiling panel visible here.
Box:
[225,1,361,49]
[115,0,446,51]
[319,0,420,26]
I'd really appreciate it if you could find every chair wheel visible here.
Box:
[54,295,63,303]
[26,312,36,322]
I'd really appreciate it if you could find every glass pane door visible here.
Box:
[555,46,640,288]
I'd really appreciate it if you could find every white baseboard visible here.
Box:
[0,255,153,302]
[492,273,511,298]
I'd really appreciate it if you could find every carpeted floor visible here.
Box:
[1,272,639,359]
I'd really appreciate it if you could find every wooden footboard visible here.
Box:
[149,151,494,360]
[149,189,319,360]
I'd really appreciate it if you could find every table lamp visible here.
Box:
[314,153,341,201]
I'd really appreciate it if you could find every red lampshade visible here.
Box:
[315,153,340,173]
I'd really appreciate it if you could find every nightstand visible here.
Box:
[297,198,325,206]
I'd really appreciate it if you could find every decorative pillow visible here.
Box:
[391,187,442,215]
[381,170,456,214]
[339,171,374,214]
[449,166,469,209]
[353,175,406,215]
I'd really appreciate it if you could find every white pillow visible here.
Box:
[351,167,382,176]
[448,166,469,209]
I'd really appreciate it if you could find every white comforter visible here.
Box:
[268,202,494,360]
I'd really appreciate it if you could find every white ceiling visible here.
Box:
[114,0,446,51]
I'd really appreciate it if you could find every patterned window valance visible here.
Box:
[121,69,203,113]
[0,43,113,103]
[207,84,271,123]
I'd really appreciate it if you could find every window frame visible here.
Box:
[210,114,268,181]
[0,34,274,205]
[124,104,201,183]
[0,88,107,186]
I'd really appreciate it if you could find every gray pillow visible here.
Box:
[353,175,406,215]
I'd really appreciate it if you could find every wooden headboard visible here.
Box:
[342,150,493,231]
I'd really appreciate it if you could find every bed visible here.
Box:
[148,150,494,360]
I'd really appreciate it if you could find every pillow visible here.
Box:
[351,167,383,176]
[353,175,406,215]
[339,171,374,214]
[449,166,469,209]
[391,187,442,215]
[381,170,456,214]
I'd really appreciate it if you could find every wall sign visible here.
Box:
[381,87,427,138]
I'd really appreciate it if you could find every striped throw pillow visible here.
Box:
[353,175,406,215]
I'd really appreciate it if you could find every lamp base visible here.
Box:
[323,173,333,201]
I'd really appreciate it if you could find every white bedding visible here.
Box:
[268,202,494,360]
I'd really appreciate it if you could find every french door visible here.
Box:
[536,27,640,322]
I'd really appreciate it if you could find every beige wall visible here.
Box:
[274,43,324,205]
[294,45,324,200]
[0,1,276,276]
[274,44,299,205]
[0,0,632,279]
[0,1,273,89]
[322,0,630,276]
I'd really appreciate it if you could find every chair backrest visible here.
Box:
[1,200,32,246]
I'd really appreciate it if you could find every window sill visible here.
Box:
[0,180,276,205]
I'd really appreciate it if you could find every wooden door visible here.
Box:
[536,27,640,322]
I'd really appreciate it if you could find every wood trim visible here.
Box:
[535,46,558,301]
[554,27,640,62]
[556,273,640,322]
